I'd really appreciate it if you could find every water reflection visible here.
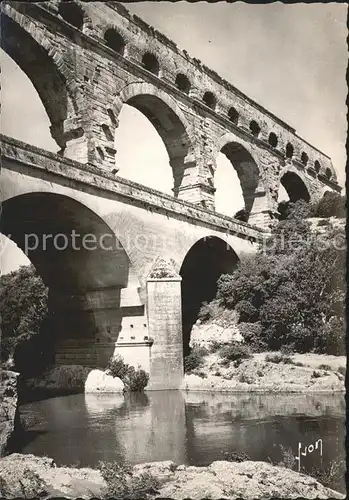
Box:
[19,391,345,491]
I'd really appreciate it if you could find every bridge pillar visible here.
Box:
[51,288,123,368]
[146,258,183,390]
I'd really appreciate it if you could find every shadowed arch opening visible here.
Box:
[203,91,216,110]
[0,192,135,368]
[115,87,192,193]
[280,171,310,203]
[228,106,239,125]
[104,28,125,55]
[0,50,58,152]
[249,120,260,137]
[268,132,278,148]
[218,141,261,218]
[142,52,159,75]
[0,9,76,152]
[58,0,84,30]
[180,237,239,356]
[175,73,191,93]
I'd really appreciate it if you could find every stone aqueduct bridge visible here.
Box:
[0,2,340,389]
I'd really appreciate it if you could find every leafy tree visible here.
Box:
[278,199,313,221]
[0,265,51,375]
[312,192,346,219]
[213,213,345,355]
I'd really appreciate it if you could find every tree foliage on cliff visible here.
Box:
[0,265,51,374]
[205,214,345,355]
[278,193,346,221]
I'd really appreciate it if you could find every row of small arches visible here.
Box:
[57,2,333,181]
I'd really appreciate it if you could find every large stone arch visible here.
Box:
[279,165,311,203]
[113,81,195,192]
[179,235,239,355]
[0,2,81,151]
[213,133,269,226]
[0,192,136,367]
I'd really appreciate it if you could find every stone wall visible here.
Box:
[1,1,340,223]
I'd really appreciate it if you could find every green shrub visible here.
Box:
[238,373,254,384]
[107,355,130,379]
[123,366,149,392]
[317,219,329,227]
[313,318,346,356]
[219,342,252,365]
[278,199,313,221]
[238,322,266,352]
[265,353,293,364]
[221,451,251,462]
[0,265,52,377]
[318,364,332,371]
[209,340,225,353]
[312,192,346,219]
[184,346,208,373]
[236,300,259,322]
[107,356,149,392]
[98,461,159,499]
[309,456,345,490]
[197,299,221,323]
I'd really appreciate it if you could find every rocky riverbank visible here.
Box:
[0,453,345,499]
[0,371,20,457]
[182,351,346,392]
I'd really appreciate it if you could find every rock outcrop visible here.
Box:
[0,370,19,457]
[85,369,124,393]
[0,455,344,499]
[0,454,106,499]
[183,352,345,392]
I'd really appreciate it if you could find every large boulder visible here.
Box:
[156,460,345,499]
[0,456,344,499]
[0,453,106,499]
[190,321,243,350]
[0,370,19,457]
[84,369,124,393]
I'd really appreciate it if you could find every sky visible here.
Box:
[0,1,347,274]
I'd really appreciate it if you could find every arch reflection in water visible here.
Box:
[19,392,344,492]
[110,391,186,465]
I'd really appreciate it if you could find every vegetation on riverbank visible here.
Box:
[183,347,346,392]
[0,265,51,376]
[188,197,345,365]
[107,355,149,392]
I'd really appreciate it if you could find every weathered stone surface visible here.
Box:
[1,1,340,216]
[84,369,124,393]
[156,460,345,499]
[0,455,344,499]
[0,371,19,457]
[190,320,243,349]
[0,0,342,391]
[182,353,345,393]
[0,453,107,499]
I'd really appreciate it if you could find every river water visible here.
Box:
[18,391,345,492]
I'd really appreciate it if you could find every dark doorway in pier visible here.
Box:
[280,171,310,203]
[180,237,239,356]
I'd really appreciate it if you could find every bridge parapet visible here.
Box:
[1,1,340,223]
[0,134,268,243]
